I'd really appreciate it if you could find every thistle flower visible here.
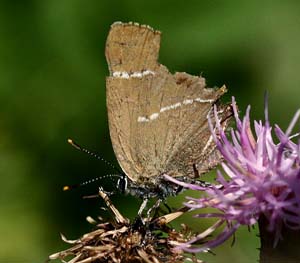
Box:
[166,97,300,253]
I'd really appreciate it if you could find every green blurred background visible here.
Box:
[1,1,300,262]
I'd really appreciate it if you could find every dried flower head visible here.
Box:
[49,190,202,263]
[166,96,300,252]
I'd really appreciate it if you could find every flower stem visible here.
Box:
[259,215,300,263]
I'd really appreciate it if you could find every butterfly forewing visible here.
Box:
[105,22,232,185]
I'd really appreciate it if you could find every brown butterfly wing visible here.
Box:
[106,22,162,182]
[162,73,231,178]
[105,22,231,183]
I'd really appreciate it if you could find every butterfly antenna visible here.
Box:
[67,138,122,174]
[63,174,122,191]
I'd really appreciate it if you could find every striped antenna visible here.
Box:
[64,139,124,191]
[67,138,122,174]
[63,174,122,191]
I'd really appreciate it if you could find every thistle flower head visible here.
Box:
[49,190,201,262]
[168,97,300,252]
[49,219,187,263]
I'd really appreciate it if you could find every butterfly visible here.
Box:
[104,22,232,214]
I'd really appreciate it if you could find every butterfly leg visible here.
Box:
[163,202,172,213]
[132,198,150,231]
[146,198,162,220]
[138,198,149,216]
